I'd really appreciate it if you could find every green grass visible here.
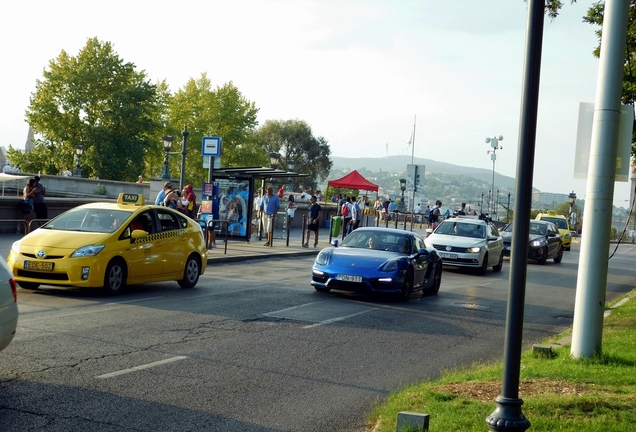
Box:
[367,291,636,432]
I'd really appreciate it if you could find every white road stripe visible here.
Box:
[302,308,377,329]
[95,356,188,379]
[104,296,163,305]
[263,301,329,316]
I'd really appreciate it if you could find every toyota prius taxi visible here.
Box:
[7,193,207,295]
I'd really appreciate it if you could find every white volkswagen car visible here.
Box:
[424,216,504,275]
[0,257,18,352]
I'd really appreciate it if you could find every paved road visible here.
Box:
[1,239,635,431]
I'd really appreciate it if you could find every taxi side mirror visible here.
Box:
[130,229,148,243]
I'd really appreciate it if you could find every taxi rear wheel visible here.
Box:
[178,254,200,288]
[104,259,127,295]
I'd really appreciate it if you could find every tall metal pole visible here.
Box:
[486,0,544,430]
[571,0,630,359]
[410,115,417,216]
[507,192,511,222]
[180,126,189,191]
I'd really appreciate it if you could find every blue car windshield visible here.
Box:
[43,208,132,233]
[340,231,411,254]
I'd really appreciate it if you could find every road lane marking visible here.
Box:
[104,296,163,305]
[302,308,377,329]
[95,356,188,379]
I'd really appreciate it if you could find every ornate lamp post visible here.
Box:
[486,135,503,216]
[74,145,84,178]
[179,127,189,191]
[287,159,295,191]
[568,191,577,231]
[160,136,173,180]
[269,152,281,188]
[399,178,407,211]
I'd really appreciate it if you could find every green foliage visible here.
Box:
[256,119,333,192]
[25,37,162,180]
[165,75,260,186]
[93,183,107,195]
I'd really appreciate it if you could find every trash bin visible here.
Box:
[331,216,342,237]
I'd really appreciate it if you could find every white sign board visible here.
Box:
[202,136,222,157]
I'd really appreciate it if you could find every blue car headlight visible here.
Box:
[530,240,545,247]
[380,259,401,272]
[315,250,331,265]
[71,245,106,257]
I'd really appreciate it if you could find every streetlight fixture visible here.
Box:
[486,135,503,216]
[399,178,407,211]
[160,136,173,180]
[287,159,295,190]
[74,145,84,177]
[568,191,577,231]
[269,152,281,188]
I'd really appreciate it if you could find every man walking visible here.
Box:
[260,186,280,246]
[33,176,48,225]
[351,196,361,231]
[303,195,321,248]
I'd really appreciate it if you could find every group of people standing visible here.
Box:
[21,176,47,232]
[154,182,197,218]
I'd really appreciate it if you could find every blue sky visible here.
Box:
[1,1,631,207]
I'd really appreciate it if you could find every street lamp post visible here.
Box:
[287,159,295,191]
[568,191,577,231]
[160,136,173,180]
[496,189,500,220]
[269,152,281,188]
[486,135,503,216]
[74,145,84,178]
[507,192,512,222]
[179,127,189,191]
[399,178,407,212]
[480,193,484,215]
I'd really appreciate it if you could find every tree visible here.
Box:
[256,119,332,191]
[25,37,162,180]
[166,75,260,186]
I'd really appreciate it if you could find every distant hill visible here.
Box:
[330,155,527,192]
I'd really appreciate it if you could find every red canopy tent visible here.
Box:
[327,170,378,192]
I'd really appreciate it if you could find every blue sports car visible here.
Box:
[311,227,442,300]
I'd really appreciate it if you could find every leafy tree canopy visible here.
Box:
[256,119,332,192]
[25,37,162,180]
[165,74,261,187]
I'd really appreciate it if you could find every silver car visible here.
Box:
[424,216,504,275]
[0,256,18,352]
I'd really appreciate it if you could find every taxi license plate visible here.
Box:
[337,274,362,283]
[439,252,458,260]
[24,260,54,271]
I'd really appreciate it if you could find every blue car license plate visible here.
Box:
[337,274,362,283]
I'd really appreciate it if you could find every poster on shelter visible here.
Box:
[216,178,250,238]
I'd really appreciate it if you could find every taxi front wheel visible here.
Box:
[178,254,200,288]
[104,259,127,295]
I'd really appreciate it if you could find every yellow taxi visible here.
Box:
[535,210,572,251]
[7,193,207,294]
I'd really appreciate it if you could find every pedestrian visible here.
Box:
[351,196,361,231]
[3,162,11,173]
[155,182,173,205]
[63,168,72,177]
[277,185,285,199]
[260,186,280,246]
[22,178,36,233]
[32,176,47,225]
[341,196,352,236]
[303,195,321,248]
[164,188,183,211]
[429,200,442,230]
[287,195,297,230]
[414,202,422,223]
[181,184,197,218]
[457,202,467,215]
[137,175,143,184]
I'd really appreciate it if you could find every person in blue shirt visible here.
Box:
[260,186,280,246]
[155,182,173,205]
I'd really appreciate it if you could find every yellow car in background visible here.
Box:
[535,211,572,251]
[7,193,207,295]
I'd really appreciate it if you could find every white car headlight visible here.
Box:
[467,247,481,253]
[530,240,544,247]
[315,250,331,265]
[11,239,22,254]
[71,245,106,257]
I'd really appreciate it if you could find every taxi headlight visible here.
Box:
[71,245,106,257]
[11,240,22,254]
[564,233,572,239]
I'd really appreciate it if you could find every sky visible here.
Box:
[0,0,632,207]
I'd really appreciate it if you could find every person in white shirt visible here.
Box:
[3,163,11,173]
[414,203,422,223]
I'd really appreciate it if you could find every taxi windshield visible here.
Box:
[43,208,132,233]
[541,217,568,229]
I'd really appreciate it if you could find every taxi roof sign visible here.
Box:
[117,193,146,206]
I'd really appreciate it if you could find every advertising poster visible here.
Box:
[216,178,250,238]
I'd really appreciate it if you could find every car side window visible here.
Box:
[157,210,180,232]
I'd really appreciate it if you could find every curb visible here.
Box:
[206,250,319,265]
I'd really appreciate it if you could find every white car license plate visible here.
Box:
[337,274,362,283]
[439,252,458,259]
